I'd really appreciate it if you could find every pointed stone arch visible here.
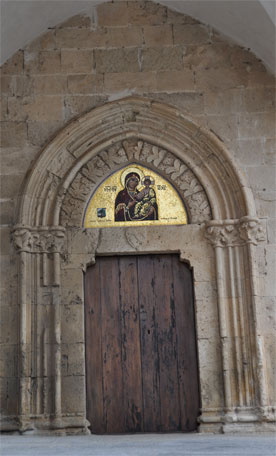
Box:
[12,97,272,434]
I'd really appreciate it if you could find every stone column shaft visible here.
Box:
[12,226,65,425]
[205,217,266,420]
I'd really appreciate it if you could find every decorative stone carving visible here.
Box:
[187,192,211,221]
[12,226,65,253]
[12,227,33,252]
[205,218,266,247]
[125,228,146,250]
[122,139,143,161]
[61,139,212,226]
[239,217,266,245]
[205,223,240,248]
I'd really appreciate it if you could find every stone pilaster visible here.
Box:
[203,217,267,431]
[12,226,66,431]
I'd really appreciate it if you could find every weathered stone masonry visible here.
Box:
[0,0,275,434]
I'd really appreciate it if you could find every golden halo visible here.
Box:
[120,167,144,187]
[142,175,154,185]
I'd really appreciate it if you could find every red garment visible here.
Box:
[114,188,137,221]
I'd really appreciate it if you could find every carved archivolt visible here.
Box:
[15,98,256,227]
[60,139,212,227]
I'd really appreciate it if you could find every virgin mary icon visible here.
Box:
[114,167,158,222]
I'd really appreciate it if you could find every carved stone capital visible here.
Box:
[205,222,240,248]
[12,226,66,254]
[205,218,266,248]
[238,217,266,245]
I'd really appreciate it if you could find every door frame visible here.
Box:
[78,224,215,430]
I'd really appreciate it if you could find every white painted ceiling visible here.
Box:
[0,0,275,73]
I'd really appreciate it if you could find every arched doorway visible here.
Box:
[12,97,269,434]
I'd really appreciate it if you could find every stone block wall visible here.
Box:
[0,0,275,425]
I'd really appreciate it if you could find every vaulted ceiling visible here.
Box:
[1,0,275,73]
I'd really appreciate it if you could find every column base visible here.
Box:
[222,422,276,434]
[0,415,20,433]
[0,414,91,435]
[198,406,276,434]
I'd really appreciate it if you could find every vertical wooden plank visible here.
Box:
[119,256,143,432]
[137,255,161,432]
[100,256,124,433]
[173,257,200,431]
[153,255,180,431]
[85,262,105,433]
[85,254,200,435]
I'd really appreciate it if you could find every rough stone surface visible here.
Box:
[141,46,184,71]
[95,48,140,73]
[0,0,275,436]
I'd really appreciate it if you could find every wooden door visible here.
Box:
[85,254,200,434]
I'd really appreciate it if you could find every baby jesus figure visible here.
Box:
[133,176,158,220]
